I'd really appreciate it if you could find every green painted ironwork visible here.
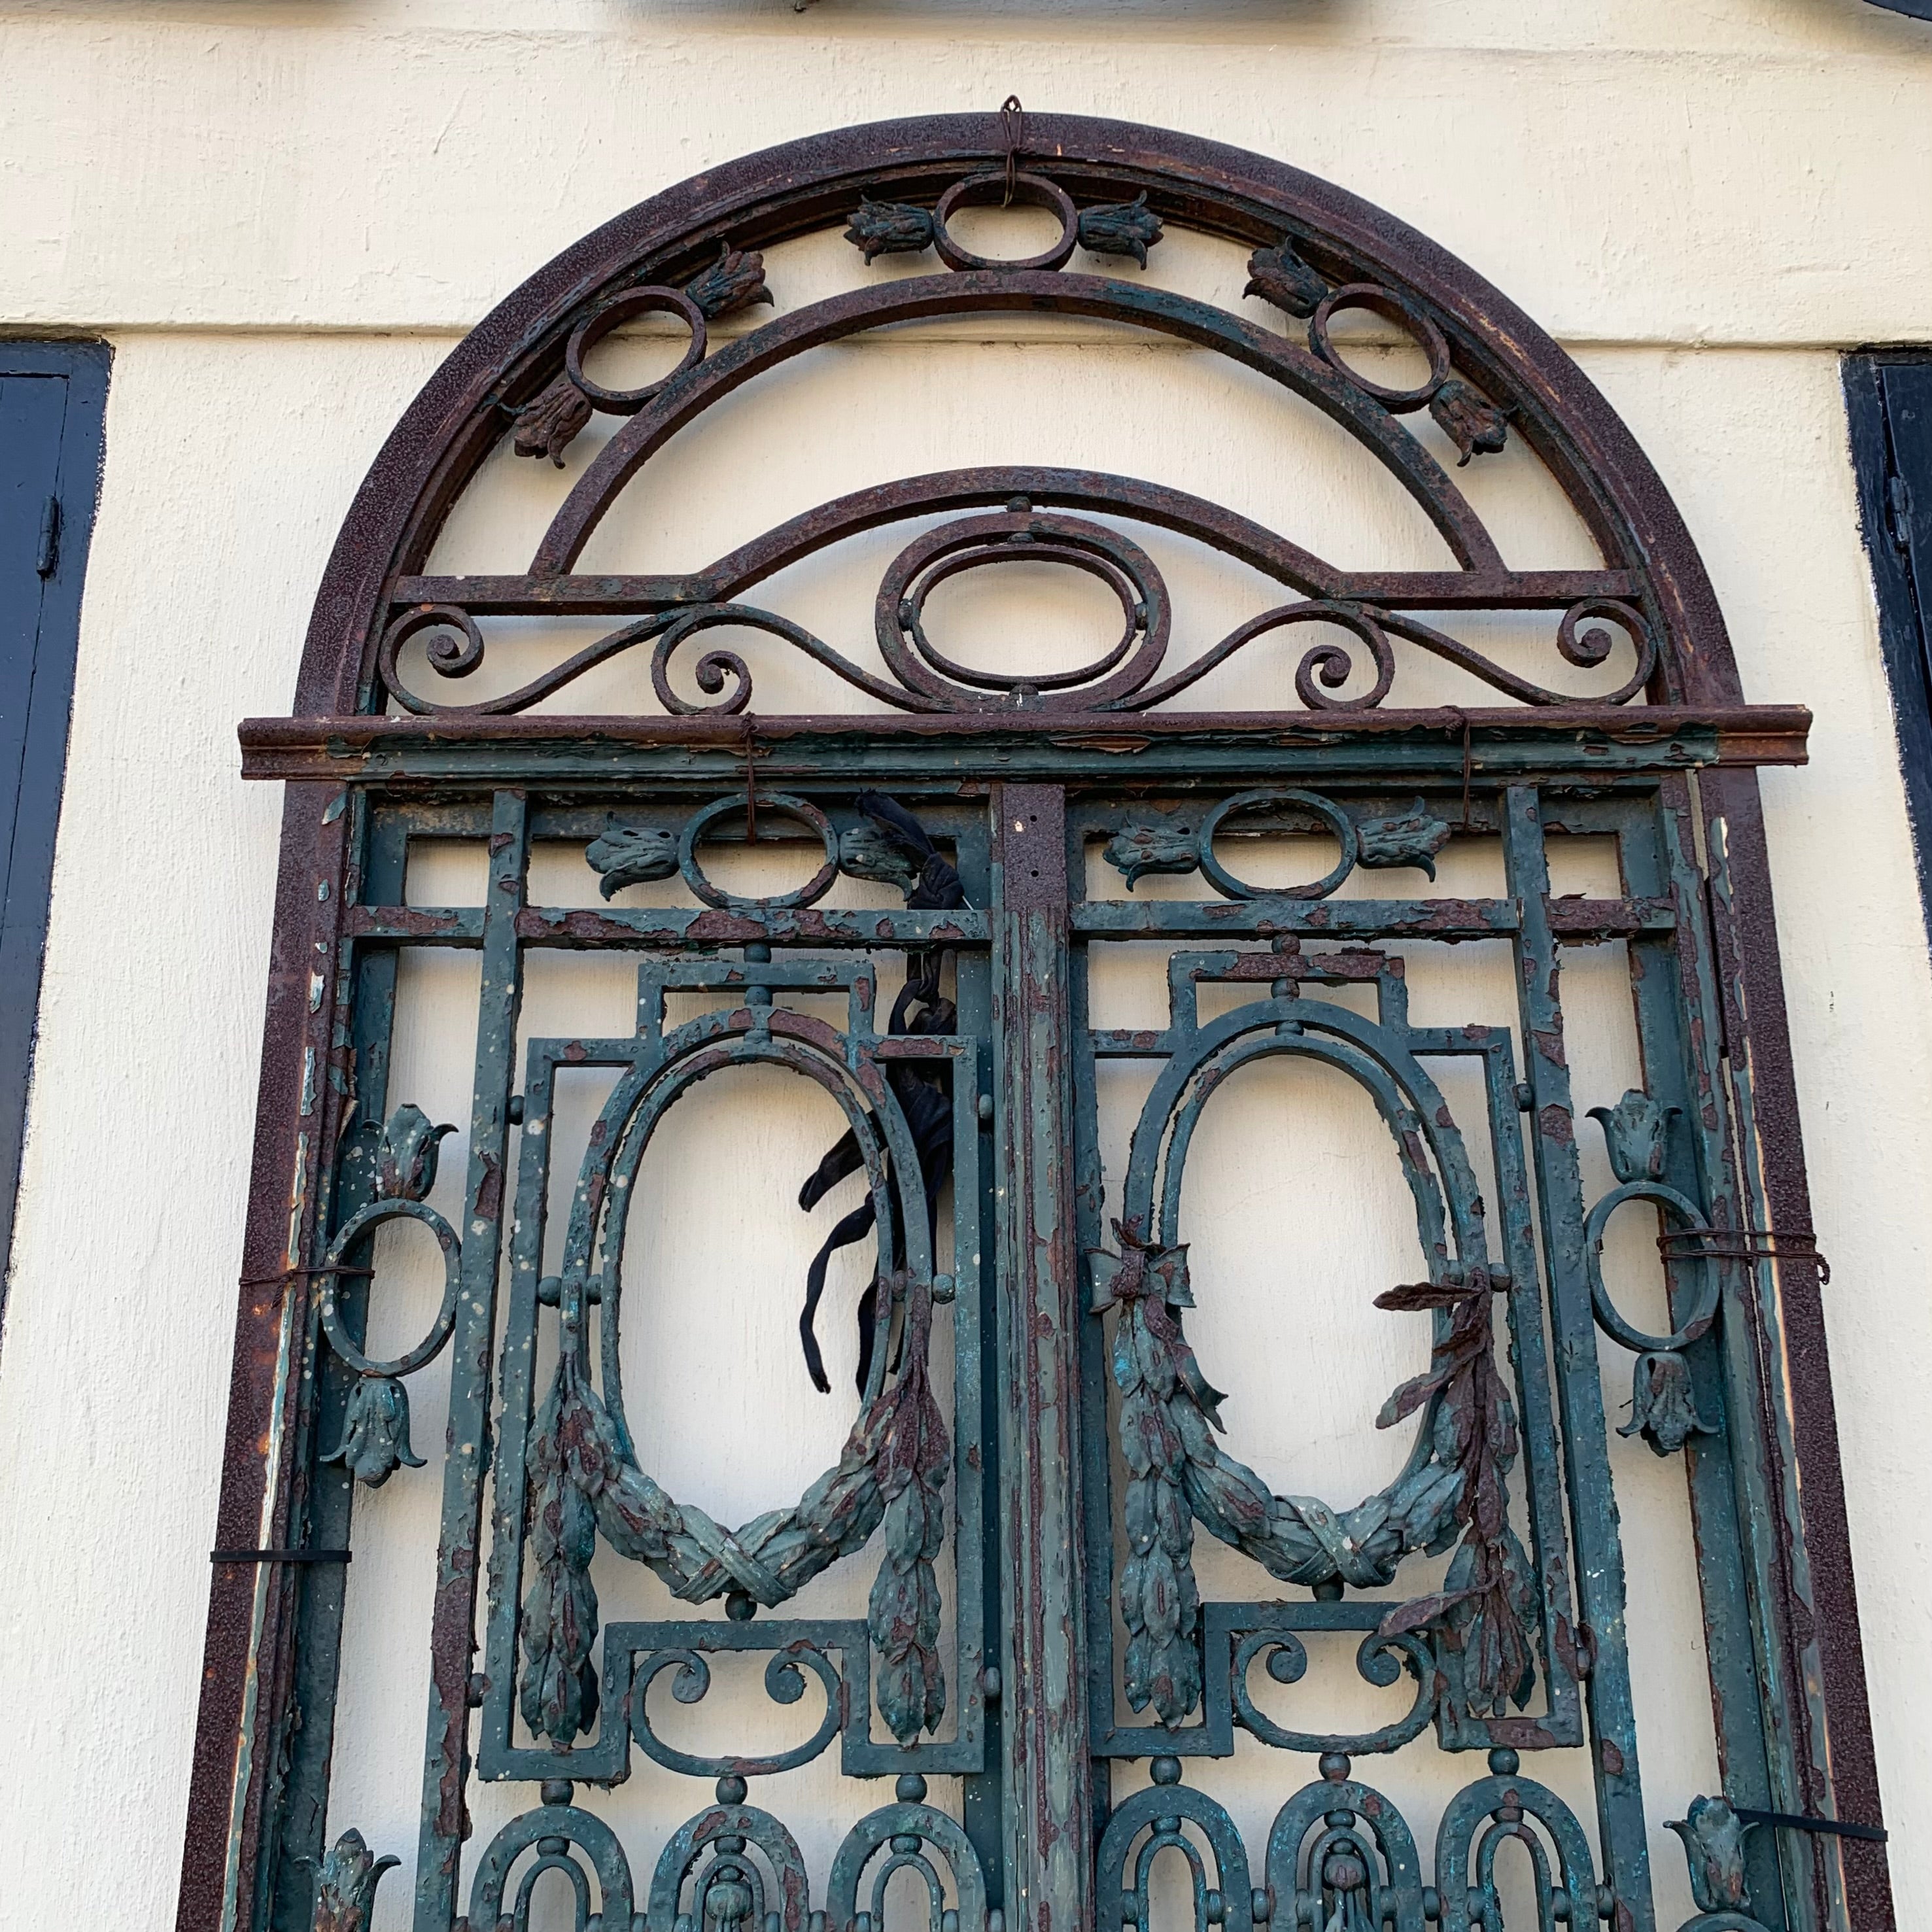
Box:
[262,767,1831,1932]
[198,114,1884,1932]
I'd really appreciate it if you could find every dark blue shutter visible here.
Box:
[0,343,109,1313]
[1847,355,1932,940]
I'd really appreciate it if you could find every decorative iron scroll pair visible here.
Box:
[379,492,1657,722]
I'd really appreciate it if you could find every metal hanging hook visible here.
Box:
[1000,95,1026,206]
[739,714,759,843]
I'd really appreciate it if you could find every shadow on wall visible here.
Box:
[599,0,1932,23]
[614,0,1358,20]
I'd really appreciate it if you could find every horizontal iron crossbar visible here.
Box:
[338,898,1669,949]
[236,705,1811,787]
[390,569,1645,616]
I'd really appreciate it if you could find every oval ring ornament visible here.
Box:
[566,284,709,413]
[1195,788,1360,901]
[875,508,1171,710]
[676,792,842,908]
[895,536,1144,692]
[932,170,1080,273]
[1584,1179,1721,1354]
[1231,1627,1439,1755]
[320,1196,463,1379]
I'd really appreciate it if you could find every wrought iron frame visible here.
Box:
[179,113,1889,1932]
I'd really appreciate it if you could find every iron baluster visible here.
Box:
[413,789,530,1929]
[990,785,1090,1932]
[1500,784,1654,1929]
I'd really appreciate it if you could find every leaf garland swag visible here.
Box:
[523,793,963,1751]
[1090,1227,1215,1723]
[1091,1223,1536,1726]
[519,1281,950,1748]
[1370,1275,1537,1719]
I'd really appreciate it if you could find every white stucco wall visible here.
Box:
[1,3,1929,1928]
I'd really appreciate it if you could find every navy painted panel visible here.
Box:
[0,343,109,1319]
[1846,353,1932,946]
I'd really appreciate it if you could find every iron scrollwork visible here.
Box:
[377,519,1658,719]
[370,147,1668,725]
[208,112,1881,1932]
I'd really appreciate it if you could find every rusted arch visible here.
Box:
[528,271,1501,578]
[296,112,1743,717]
[673,468,1349,603]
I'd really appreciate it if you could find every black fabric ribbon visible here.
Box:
[796,795,967,1393]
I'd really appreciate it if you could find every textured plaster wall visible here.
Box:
[0,3,1929,1928]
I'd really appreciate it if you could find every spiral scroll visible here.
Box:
[375,489,1657,718]
[1230,1627,1439,1755]
[627,1644,845,1778]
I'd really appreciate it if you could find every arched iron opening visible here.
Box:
[186,114,1886,1932]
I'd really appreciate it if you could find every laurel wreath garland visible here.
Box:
[1092,1222,1536,1727]
[519,1284,950,1749]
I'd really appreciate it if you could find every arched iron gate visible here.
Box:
[182,114,1890,1932]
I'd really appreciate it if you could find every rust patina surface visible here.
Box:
[184,114,1883,1932]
